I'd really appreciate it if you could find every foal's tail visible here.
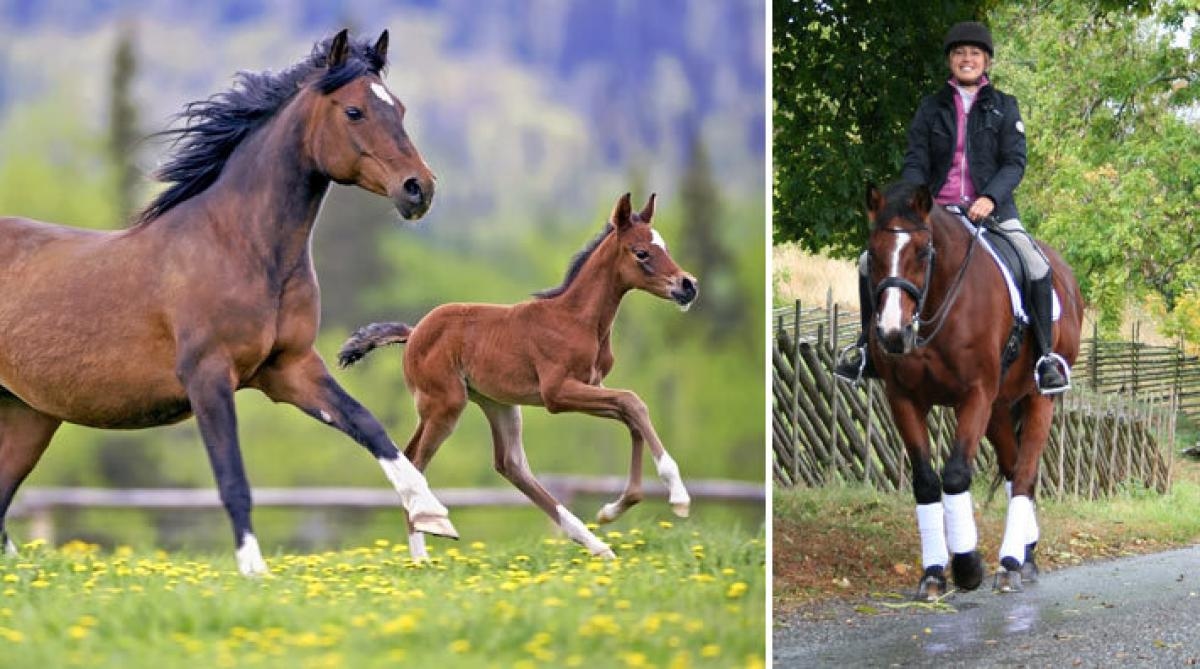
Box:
[338,322,412,368]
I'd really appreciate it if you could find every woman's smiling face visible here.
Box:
[947,45,989,86]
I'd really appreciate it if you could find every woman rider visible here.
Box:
[834,21,1070,395]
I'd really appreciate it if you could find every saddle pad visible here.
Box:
[951,213,1061,323]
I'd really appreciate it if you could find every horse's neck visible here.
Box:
[555,243,628,336]
[178,104,329,271]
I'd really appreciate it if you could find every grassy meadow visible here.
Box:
[0,520,764,668]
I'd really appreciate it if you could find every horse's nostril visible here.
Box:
[402,177,423,202]
[682,277,696,295]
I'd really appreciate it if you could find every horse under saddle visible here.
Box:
[946,208,1060,378]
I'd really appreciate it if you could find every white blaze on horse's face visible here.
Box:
[369,82,395,107]
[650,228,668,251]
[877,232,912,334]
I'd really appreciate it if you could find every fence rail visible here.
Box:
[772,298,1180,498]
[8,476,765,544]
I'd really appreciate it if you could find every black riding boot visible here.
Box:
[834,272,877,383]
[1029,274,1070,394]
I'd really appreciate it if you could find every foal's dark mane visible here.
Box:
[533,223,613,299]
[137,34,387,224]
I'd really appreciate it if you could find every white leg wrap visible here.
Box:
[654,453,690,508]
[1005,480,1012,501]
[407,531,428,561]
[999,495,1038,564]
[236,533,268,576]
[597,501,624,524]
[943,491,978,554]
[3,535,17,556]
[378,456,447,518]
[916,503,948,569]
[556,505,613,557]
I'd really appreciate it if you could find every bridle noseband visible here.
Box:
[871,218,982,348]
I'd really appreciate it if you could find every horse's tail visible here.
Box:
[338,322,412,368]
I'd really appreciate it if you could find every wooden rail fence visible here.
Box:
[773,298,1178,499]
[8,476,765,545]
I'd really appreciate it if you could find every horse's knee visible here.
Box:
[911,459,941,505]
[941,455,972,495]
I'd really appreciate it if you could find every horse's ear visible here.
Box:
[612,193,634,231]
[909,185,933,221]
[638,193,657,223]
[328,29,350,68]
[865,182,883,223]
[373,30,389,63]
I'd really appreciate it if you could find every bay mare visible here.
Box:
[864,182,1083,597]
[338,193,698,559]
[0,30,456,574]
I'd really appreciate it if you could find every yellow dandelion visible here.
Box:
[2,575,17,583]
[542,597,564,608]
[470,541,486,551]
[67,625,88,640]
[701,644,720,658]
[743,655,765,669]
[449,639,470,653]
[615,599,632,610]
[726,582,749,598]
[621,651,649,667]
[576,587,593,599]
[658,521,673,529]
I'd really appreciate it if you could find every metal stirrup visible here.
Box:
[1034,352,1071,395]
[835,343,867,384]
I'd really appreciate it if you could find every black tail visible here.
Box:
[338,322,412,368]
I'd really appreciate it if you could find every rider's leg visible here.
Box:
[996,219,1070,394]
[834,252,877,382]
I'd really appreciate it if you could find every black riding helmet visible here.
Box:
[943,21,993,57]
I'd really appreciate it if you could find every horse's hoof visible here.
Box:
[596,502,622,525]
[1022,542,1039,583]
[412,514,459,540]
[592,545,617,560]
[1021,558,1039,583]
[950,551,984,591]
[993,557,1023,593]
[671,502,691,518]
[916,566,948,601]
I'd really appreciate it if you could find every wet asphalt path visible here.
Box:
[775,545,1200,667]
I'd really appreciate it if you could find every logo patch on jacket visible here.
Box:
[1015,120,1025,134]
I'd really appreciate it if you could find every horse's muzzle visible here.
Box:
[671,275,699,312]
[394,176,435,220]
[876,323,916,355]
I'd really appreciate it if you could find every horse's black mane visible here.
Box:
[533,223,614,299]
[876,181,928,230]
[137,34,386,223]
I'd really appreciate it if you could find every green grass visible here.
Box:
[0,521,765,669]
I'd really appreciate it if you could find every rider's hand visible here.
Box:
[967,196,995,222]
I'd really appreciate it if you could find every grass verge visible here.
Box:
[1,521,764,668]
[774,460,1200,613]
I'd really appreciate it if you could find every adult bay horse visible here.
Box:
[0,30,457,575]
[863,181,1083,597]
[337,193,697,560]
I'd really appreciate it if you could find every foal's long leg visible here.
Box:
[596,425,645,524]
[178,355,265,576]
[996,394,1053,591]
[475,395,614,558]
[540,377,690,519]
[0,395,61,555]
[887,397,946,600]
[398,385,467,561]
[249,349,456,539]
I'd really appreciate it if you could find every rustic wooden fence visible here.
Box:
[9,476,765,545]
[772,297,1179,499]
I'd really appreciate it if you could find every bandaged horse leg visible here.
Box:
[942,452,984,591]
[995,396,1053,592]
[889,397,950,600]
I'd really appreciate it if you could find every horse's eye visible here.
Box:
[634,249,650,261]
[916,246,931,260]
[345,107,364,121]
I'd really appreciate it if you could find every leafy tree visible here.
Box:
[108,23,141,225]
[773,0,985,256]
[992,1,1200,338]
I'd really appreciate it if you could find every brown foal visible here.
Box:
[339,193,698,559]
[0,30,456,574]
